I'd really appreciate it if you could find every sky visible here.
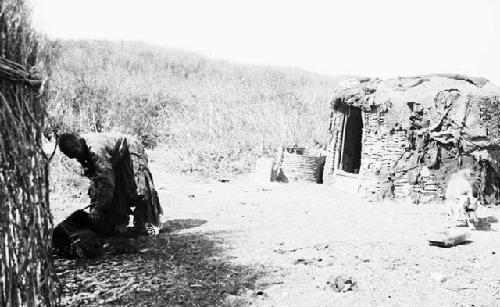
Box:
[32,0,500,84]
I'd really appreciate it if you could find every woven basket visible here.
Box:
[276,147,326,183]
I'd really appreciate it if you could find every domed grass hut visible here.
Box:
[323,74,500,205]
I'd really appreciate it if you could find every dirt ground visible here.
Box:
[50,155,500,306]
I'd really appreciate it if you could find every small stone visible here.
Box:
[430,272,446,283]
[327,275,358,292]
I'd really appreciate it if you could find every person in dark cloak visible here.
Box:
[58,132,163,236]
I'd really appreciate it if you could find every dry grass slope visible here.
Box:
[44,40,346,176]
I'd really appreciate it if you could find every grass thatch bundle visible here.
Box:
[0,0,57,306]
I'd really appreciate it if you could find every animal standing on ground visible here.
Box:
[58,132,163,236]
[445,169,479,229]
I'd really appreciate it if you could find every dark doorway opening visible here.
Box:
[340,107,363,174]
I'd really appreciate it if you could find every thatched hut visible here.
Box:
[323,74,500,205]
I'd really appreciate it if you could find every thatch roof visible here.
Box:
[333,74,499,114]
[332,74,500,145]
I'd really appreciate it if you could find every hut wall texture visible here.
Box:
[0,1,58,306]
[326,76,500,205]
[357,110,407,200]
[326,106,451,202]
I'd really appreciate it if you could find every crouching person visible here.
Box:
[58,132,163,236]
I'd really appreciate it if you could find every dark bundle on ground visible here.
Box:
[0,0,58,306]
[53,209,142,260]
[52,210,106,259]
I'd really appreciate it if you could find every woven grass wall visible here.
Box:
[0,0,57,306]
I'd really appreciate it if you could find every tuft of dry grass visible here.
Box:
[44,40,345,177]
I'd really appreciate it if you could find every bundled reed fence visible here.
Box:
[0,1,57,306]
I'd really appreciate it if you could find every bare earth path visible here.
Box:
[51,157,500,306]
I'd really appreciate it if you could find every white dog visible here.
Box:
[445,169,479,229]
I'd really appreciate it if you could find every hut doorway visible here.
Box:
[339,107,363,174]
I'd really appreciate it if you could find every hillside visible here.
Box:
[44,40,345,176]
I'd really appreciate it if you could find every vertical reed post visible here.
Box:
[0,0,58,305]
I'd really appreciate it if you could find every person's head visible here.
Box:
[59,133,84,160]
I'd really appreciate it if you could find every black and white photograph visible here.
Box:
[1,0,500,306]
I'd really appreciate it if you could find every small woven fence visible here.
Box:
[276,147,326,183]
[0,1,58,306]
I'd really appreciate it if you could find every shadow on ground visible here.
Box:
[476,215,499,231]
[162,219,208,232]
[55,224,265,306]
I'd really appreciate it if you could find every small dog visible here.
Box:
[445,169,479,229]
